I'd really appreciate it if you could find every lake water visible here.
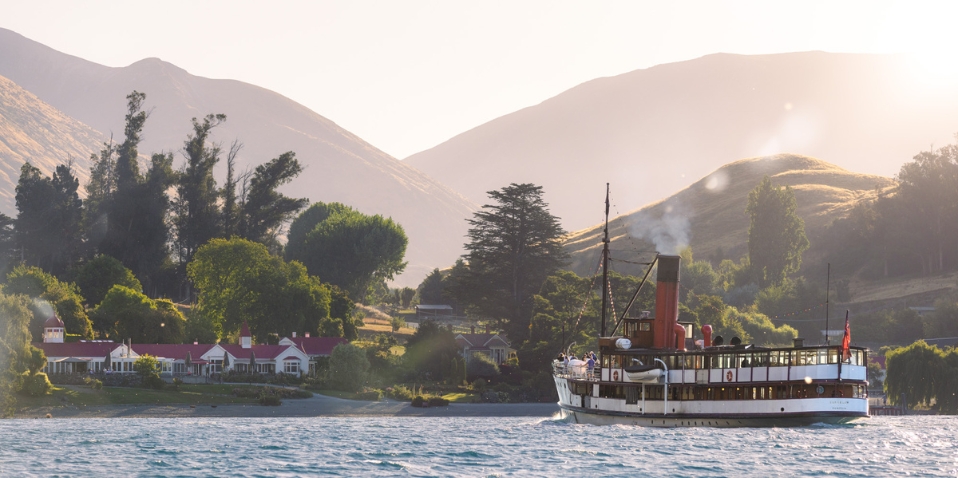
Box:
[1,415,955,476]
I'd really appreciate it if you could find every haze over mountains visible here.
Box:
[0,28,477,286]
[563,154,895,280]
[406,52,958,231]
[3,27,955,291]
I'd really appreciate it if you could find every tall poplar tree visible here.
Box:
[173,113,227,265]
[746,176,809,287]
[97,92,174,293]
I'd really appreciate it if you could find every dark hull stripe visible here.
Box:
[558,403,867,426]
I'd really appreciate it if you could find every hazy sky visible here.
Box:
[4,1,957,159]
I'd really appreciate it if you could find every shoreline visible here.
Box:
[11,394,560,419]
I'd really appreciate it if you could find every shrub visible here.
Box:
[19,372,53,396]
[172,378,183,390]
[427,397,449,407]
[258,392,282,406]
[466,353,499,381]
[88,378,103,390]
[386,385,416,401]
[411,396,425,407]
[134,355,164,389]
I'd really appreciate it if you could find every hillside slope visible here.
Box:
[406,51,957,232]
[563,154,895,279]
[0,28,477,285]
[0,74,99,211]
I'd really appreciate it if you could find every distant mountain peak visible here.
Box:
[0,29,478,286]
[406,51,953,232]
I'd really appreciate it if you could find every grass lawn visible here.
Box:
[439,392,477,403]
[15,384,272,409]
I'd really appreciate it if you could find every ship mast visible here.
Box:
[601,183,610,337]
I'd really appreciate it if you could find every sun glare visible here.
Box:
[905,49,958,90]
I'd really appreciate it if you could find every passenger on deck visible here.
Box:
[586,355,596,379]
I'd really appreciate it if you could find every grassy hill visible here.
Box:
[563,154,895,281]
[0,74,100,212]
[406,51,958,233]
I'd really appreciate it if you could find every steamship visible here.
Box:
[552,187,868,427]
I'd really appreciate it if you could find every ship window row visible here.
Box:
[602,348,864,370]
[597,384,866,401]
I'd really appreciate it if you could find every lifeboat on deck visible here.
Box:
[623,363,663,383]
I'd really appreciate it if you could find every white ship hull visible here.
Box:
[553,363,869,428]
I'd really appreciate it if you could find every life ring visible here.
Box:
[613,371,619,381]
[726,370,733,382]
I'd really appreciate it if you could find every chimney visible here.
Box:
[471,326,476,334]
[485,324,491,334]
[292,332,297,338]
[305,332,310,338]
[240,321,252,349]
[653,255,681,349]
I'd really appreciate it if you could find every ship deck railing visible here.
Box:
[552,362,599,381]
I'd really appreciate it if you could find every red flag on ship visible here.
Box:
[841,311,851,362]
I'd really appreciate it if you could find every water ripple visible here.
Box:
[0,416,955,476]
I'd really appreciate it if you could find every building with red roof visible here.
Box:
[35,319,318,378]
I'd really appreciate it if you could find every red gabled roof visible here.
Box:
[43,314,64,328]
[220,344,294,360]
[34,341,118,358]
[240,322,251,337]
[134,344,217,361]
[286,336,347,356]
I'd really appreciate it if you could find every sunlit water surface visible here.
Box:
[1,415,955,476]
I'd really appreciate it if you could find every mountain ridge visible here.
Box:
[0,28,478,286]
[406,51,958,232]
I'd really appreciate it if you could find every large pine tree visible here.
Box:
[455,183,567,339]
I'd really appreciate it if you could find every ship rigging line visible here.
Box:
[565,253,604,351]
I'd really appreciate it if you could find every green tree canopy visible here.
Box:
[417,269,445,305]
[286,202,407,301]
[15,163,84,276]
[746,176,809,287]
[0,292,33,416]
[238,151,308,248]
[88,93,176,294]
[173,113,227,266]
[4,265,92,340]
[452,183,567,339]
[188,238,332,342]
[885,340,945,409]
[328,343,370,392]
[894,142,958,274]
[74,255,142,307]
[90,285,185,343]
[403,319,460,381]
